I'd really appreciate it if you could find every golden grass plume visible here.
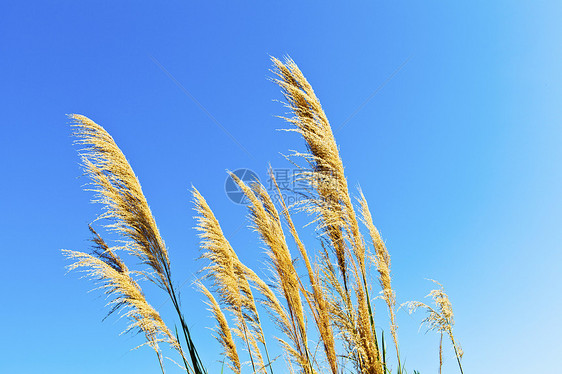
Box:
[71,114,172,291]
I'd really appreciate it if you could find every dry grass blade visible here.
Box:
[358,190,400,365]
[199,283,241,374]
[271,57,350,292]
[271,56,371,285]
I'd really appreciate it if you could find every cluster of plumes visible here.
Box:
[231,175,314,374]
[272,56,395,373]
[65,115,202,374]
[194,57,404,374]
[65,57,463,374]
[270,173,338,374]
[194,175,327,374]
[404,280,464,373]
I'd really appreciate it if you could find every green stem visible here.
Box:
[175,326,193,374]
[240,316,256,373]
[262,341,274,374]
[156,350,165,374]
[448,330,463,374]
[165,269,206,374]
[381,330,387,373]
[362,272,381,364]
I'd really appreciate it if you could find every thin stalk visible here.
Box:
[439,332,443,374]
[448,330,464,374]
[175,326,194,374]
[240,316,257,373]
[362,274,381,363]
[262,341,274,374]
[381,330,387,374]
[156,350,166,374]
[166,270,206,374]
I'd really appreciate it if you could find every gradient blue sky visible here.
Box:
[1,1,561,373]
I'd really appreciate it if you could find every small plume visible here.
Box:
[404,280,464,374]
[62,227,184,370]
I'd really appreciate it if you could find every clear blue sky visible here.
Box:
[1,1,561,373]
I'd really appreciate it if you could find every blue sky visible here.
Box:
[1,1,561,373]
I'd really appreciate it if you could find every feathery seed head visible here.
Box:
[70,114,171,291]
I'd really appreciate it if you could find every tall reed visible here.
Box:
[66,115,205,374]
[272,56,383,373]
